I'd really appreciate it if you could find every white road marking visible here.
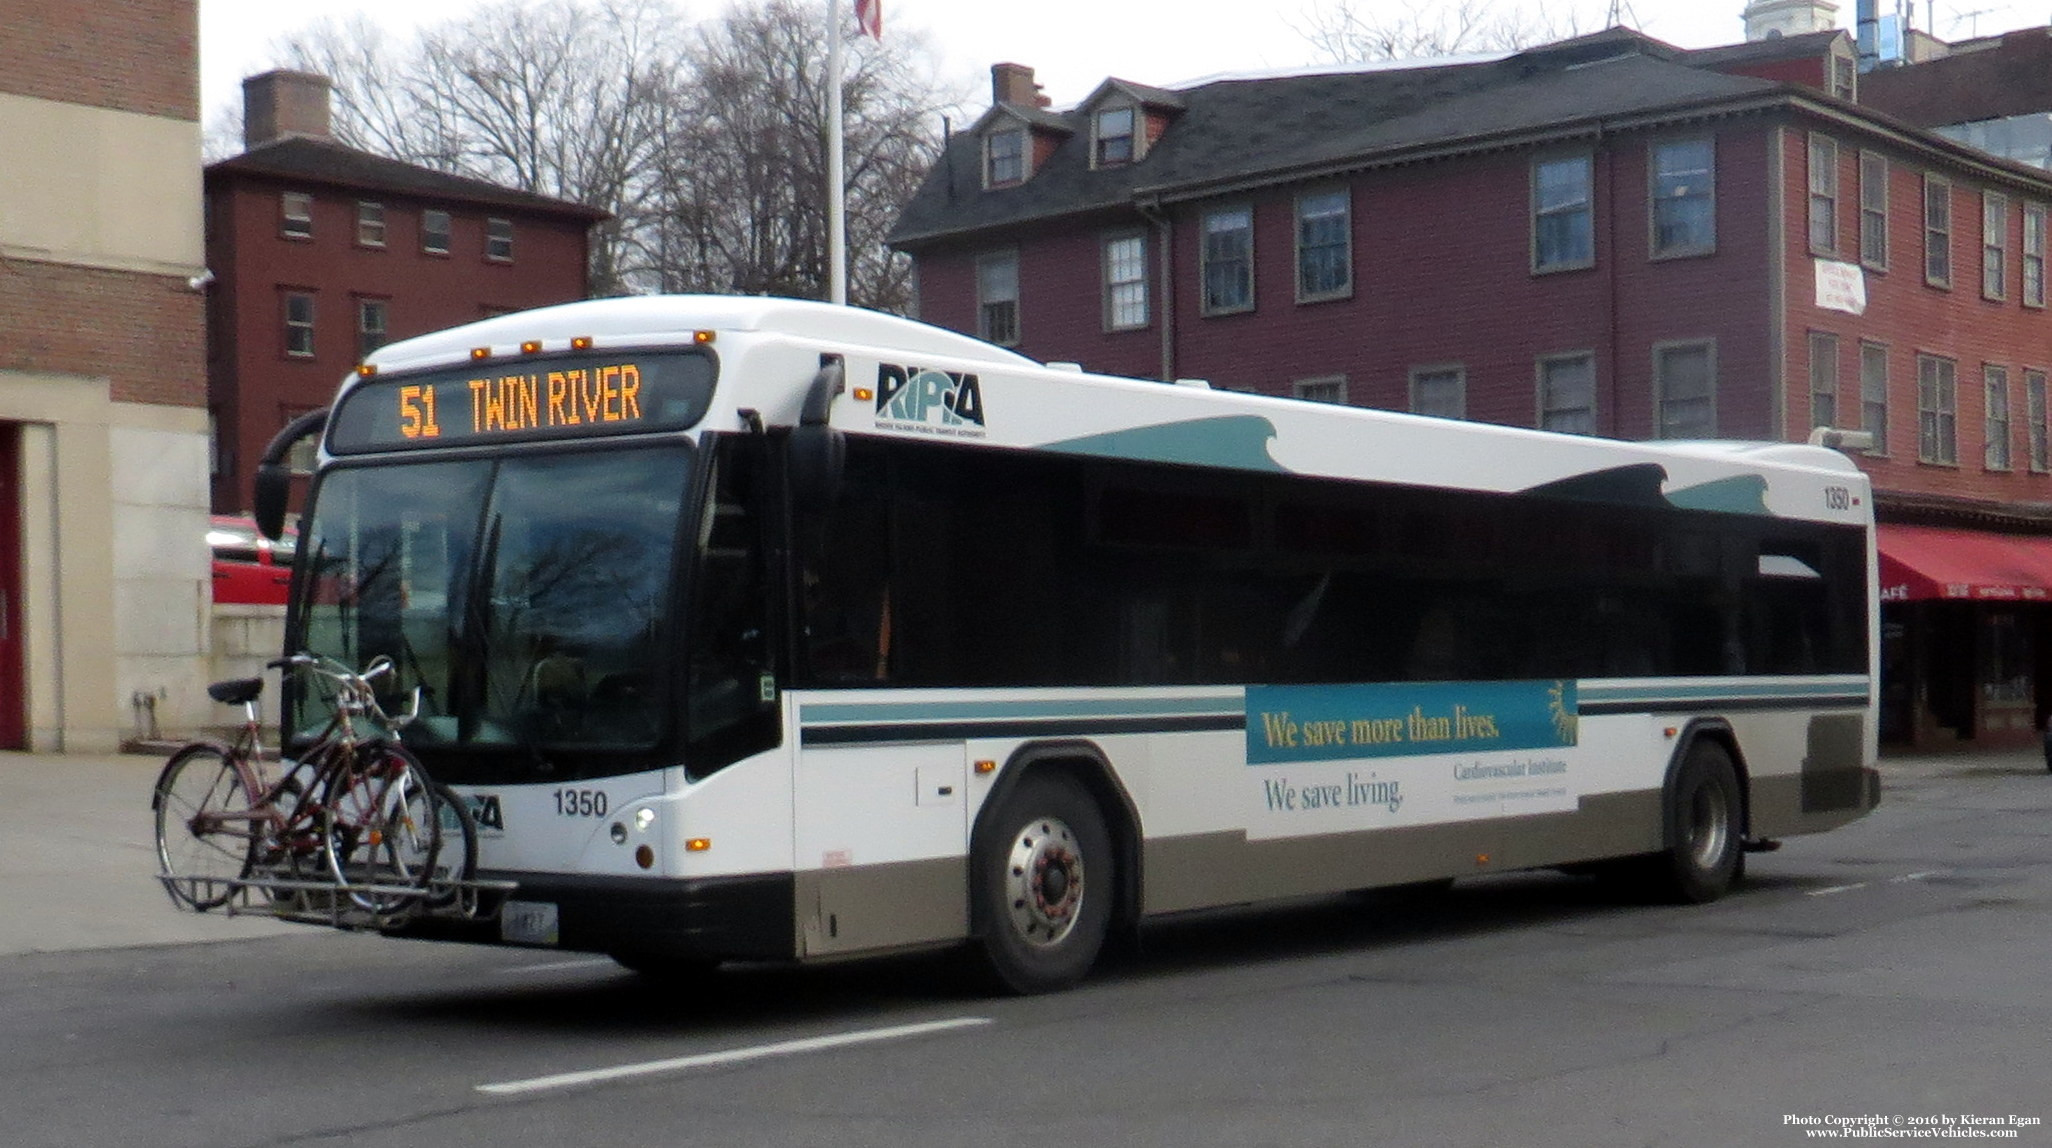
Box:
[494,958,615,976]
[1891,870,1945,883]
[1805,882,1868,897]
[476,1016,993,1096]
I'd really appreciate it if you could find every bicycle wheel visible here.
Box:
[322,743,442,918]
[153,743,258,910]
[421,781,478,910]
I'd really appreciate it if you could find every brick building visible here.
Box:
[889,26,2052,750]
[0,0,209,750]
[204,71,607,517]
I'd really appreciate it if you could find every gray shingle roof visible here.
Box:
[890,30,1784,248]
[206,136,610,221]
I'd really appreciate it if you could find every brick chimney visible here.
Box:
[242,70,334,150]
[991,62,1049,108]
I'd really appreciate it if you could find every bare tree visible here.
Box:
[647,0,956,310]
[1295,0,1618,63]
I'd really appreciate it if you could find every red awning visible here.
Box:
[1877,524,2052,602]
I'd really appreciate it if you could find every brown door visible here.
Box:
[0,423,24,748]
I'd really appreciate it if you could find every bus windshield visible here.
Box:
[290,443,692,756]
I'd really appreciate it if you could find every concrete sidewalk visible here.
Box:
[1,744,2047,959]
[0,750,301,957]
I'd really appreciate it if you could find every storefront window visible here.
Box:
[1980,610,2032,705]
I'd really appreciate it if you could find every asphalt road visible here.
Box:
[6,751,2051,1148]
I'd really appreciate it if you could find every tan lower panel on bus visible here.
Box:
[796,856,969,958]
[1142,790,1665,916]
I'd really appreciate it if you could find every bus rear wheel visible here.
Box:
[1645,740,1744,904]
[973,772,1112,995]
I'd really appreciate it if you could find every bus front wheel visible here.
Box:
[973,772,1113,994]
[1648,740,1744,904]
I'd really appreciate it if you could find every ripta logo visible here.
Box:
[874,363,986,435]
[467,794,505,835]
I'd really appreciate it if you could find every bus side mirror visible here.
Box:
[790,358,846,512]
[251,408,329,541]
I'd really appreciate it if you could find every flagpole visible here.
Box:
[827,0,848,305]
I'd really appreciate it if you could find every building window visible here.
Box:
[1201,205,1254,314]
[977,250,1019,345]
[1538,352,1595,434]
[1533,155,1593,272]
[357,298,388,359]
[1650,138,1714,257]
[2029,369,2049,472]
[1984,191,2009,300]
[1410,366,1465,419]
[1293,376,1347,404]
[1103,233,1148,331]
[281,191,312,240]
[1860,341,1889,456]
[1808,134,1839,255]
[356,201,386,248]
[1809,331,1838,429]
[1924,174,1952,288]
[284,292,315,357]
[1093,105,1135,167]
[1296,189,1351,301]
[1917,353,1958,464]
[422,209,451,255]
[1859,151,1888,270]
[1831,55,1856,100]
[1986,364,2012,470]
[486,217,514,261]
[1654,341,1715,439]
[283,408,320,475]
[985,129,1024,187]
[2025,203,2047,308]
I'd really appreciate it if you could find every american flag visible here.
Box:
[854,0,881,39]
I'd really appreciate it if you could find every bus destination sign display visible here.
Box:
[327,352,716,453]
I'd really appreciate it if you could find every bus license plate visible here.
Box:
[501,900,560,946]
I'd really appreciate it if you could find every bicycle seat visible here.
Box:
[207,677,264,705]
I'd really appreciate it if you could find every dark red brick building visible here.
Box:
[889,28,2052,750]
[203,70,607,515]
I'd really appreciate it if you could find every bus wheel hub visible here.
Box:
[1007,817,1084,946]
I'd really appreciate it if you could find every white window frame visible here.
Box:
[1532,154,1594,273]
[1092,104,1136,168]
[281,191,312,240]
[1201,205,1255,316]
[1808,134,1839,256]
[1917,352,1958,464]
[422,208,452,256]
[1924,174,1952,288]
[1409,365,1466,420]
[1102,232,1148,331]
[1859,150,1889,271]
[356,201,386,248]
[1809,331,1839,430]
[1983,190,2009,301]
[1292,376,1347,405]
[1860,340,1889,456]
[1294,188,1352,303]
[2025,202,2047,308]
[357,297,388,360]
[976,249,1020,346]
[1649,137,1715,259]
[2028,368,2049,472]
[284,291,315,358]
[1985,363,2013,471]
[984,128,1026,188]
[485,217,514,262]
[1537,352,1596,434]
[1653,339,1717,440]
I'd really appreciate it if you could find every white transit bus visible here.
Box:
[252,294,1880,992]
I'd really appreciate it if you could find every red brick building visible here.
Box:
[203,71,607,515]
[889,28,2052,750]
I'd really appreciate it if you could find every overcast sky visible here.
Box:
[199,0,2050,123]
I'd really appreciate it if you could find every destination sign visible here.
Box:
[326,352,716,453]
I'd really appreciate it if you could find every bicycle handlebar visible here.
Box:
[268,652,420,731]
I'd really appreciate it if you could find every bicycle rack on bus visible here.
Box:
[157,869,519,933]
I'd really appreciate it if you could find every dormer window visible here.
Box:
[1094,106,1135,167]
[986,129,1025,187]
